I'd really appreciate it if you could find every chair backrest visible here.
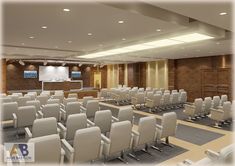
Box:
[171,93,179,104]
[220,95,228,105]
[63,98,78,106]
[136,93,145,104]
[66,114,88,141]
[138,116,156,145]
[171,90,178,94]
[222,101,231,119]
[52,95,64,103]
[109,121,132,155]
[164,90,170,94]
[40,91,51,96]
[163,93,170,104]
[24,94,35,100]
[65,102,80,118]
[36,95,48,106]
[213,96,220,108]
[8,95,19,102]
[68,93,78,99]
[82,96,94,107]
[204,97,212,112]
[161,112,177,138]
[153,94,162,106]
[12,93,23,97]
[2,102,18,121]
[146,92,154,100]
[26,100,41,112]
[138,88,144,92]
[179,89,185,93]
[42,104,60,121]
[73,127,101,163]
[32,117,58,138]
[118,107,133,123]
[0,93,7,98]
[86,100,99,118]
[219,144,234,163]
[17,106,36,127]
[179,92,187,103]
[28,134,61,163]
[1,97,12,103]
[155,91,162,95]
[94,110,112,134]
[194,98,203,113]
[54,90,64,96]
[47,99,60,105]
[17,96,31,106]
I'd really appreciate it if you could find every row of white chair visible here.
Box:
[7,111,177,164]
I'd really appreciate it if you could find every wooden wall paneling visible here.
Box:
[1,59,7,93]
[201,69,218,98]
[118,64,125,85]
[168,60,176,90]
[139,62,146,88]
[128,64,134,87]
[101,66,107,88]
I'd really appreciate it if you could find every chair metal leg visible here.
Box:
[161,137,174,148]
[117,151,128,164]
[151,145,162,152]
[141,144,152,156]
[128,152,140,161]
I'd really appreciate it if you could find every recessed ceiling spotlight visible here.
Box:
[63,8,70,12]
[29,36,35,39]
[21,43,25,45]
[62,61,66,66]
[219,12,227,16]
[19,60,25,66]
[156,29,161,32]
[118,20,124,24]
[216,42,220,45]
[43,60,47,66]
[79,63,83,67]
[41,26,47,29]
[68,41,72,43]
[88,33,92,36]
[122,38,126,41]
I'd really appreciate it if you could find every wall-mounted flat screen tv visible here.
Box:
[71,71,81,78]
[24,70,37,78]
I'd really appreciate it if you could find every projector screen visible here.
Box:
[39,66,69,81]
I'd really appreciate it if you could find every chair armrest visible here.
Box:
[12,113,17,128]
[101,134,111,144]
[60,108,66,120]
[217,106,223,109]
[156,124,162,130]
[99,140,104,158]
[87,119,95,126]
[25,127,32,140]
[205,149,220,160]
[58,122,67,139]
[80,106,86,113]
[132,130,140,136]
[60,148,65,164]
[183,159,194,165]
[61,139,74,164]
[111,116,119,122]
[38,111,43,118]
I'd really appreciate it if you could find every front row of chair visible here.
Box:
[9,112,177,164]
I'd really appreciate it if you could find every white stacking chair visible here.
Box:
[161,93,171,110]
[220,95,228,106]
[13,106,37,136]
[131,92,145,109]
[203,97,212,115]
[178,92,187,107]
[129,116,160,161]
[81,100,100,119]
[164,90,170,94]
[146,87,152,91]
[212,96,220,109]
[24,94,35,100]
[2,102,18,121]
[112,107,135,124]
[17,96,31,106]
[59,114,89,145]
[171,90,178,94]
[28,134,65,164]
[40,91,51,96]
[99,89,108,100]
[127,89,138,103]
[60,101,81,121]
[54,90,64,96]
[102,121,132,163]
[208,101,232,128]
[88,110,112,135]
[155,112,177,147]
[138,88,145,92]
[183,98,203,121]
[26,100,41,112]
[170,92,180,108]
[36,95,48,107]
[145,94,162,112]
[39,103,61,121]
[8,94,19,102]
[25,117,59,140]
[67,93,78,99]
[0,93,7,98]
[62,127,103,163]
[179,89,185,93]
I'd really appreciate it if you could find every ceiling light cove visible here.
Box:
[219,12,227,16]
[63,8,70,12]
[156,29,161,32]
[79,33,214,59]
